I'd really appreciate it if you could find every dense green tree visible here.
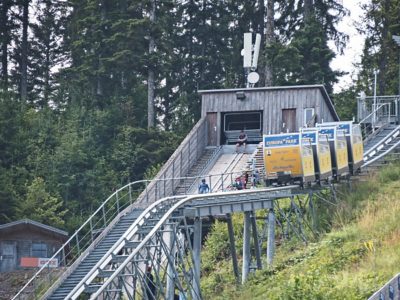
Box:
[17,177,67,228]
[271,0,347,93]
[357,0,400,95]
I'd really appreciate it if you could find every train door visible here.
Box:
[207,112,218,146]
[282,109,297,132]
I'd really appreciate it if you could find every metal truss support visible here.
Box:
[267,207,275,266]
[250,211,262,270]
[242,211,251,283]
[166,225,176,299]
[191,217,202,300]
[226,213,240,283]
[308,191,317,233]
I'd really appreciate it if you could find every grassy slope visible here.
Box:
[200,163,400,299]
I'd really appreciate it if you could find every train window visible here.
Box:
[304,108,315,127]
[224,112,262,131]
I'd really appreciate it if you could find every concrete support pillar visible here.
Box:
[226,213,239,283]
[192,217,202,300]
[166,225,176,299]
[242,211,251,283]
[267,207,275,266]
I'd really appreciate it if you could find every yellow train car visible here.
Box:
[301,129,333,182]
[317,126,349,179]
[318,121,364,175]
[263,133,315,186]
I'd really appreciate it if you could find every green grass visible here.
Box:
[200,162,400,299]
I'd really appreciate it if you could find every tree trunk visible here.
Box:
[147,0,156,128]
[264,0,274,86]
[378,0,390,95]
[0,0,10,89]
[20,0,29,101]
[304,0,313,23]
[257,0,266,85]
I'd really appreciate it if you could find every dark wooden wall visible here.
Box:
[200,85,338,144]
[0,228,65,272]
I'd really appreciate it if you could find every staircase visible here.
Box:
[45,209,143,300]
[174,147,221,195]
[60,196,183,300]
[362,124,400,168]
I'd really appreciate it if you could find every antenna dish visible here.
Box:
[247,72,259,84]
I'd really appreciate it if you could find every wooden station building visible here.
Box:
[199,84,339,146]
[0,219,68,272]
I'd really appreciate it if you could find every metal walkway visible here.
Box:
[362,124,400,168]
[63,187,300,300]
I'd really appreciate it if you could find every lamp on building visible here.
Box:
[236,91,246,100]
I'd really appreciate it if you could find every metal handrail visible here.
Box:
[186,146,222,193]
[362,127,400,168]
[368,273,400,300]
[363,124,400,158]
[90,186,297,299]
[13,168,253,300]
[358,103,389,125]
[66,195,185,299]
[359,103,391,143]
[12,179,148,300]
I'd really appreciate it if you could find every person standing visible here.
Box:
[198,178,210,194]
[145,266,156,300]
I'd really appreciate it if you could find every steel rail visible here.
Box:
[362,137,400,168]
[12,168,253,300]
[89,186,297,299]
[363,125,400,161]
[66,195,186,299]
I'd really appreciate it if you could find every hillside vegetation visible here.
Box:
[200,163,400,299]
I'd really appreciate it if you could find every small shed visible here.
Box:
[198,84,339,146]
[0,219,68,272]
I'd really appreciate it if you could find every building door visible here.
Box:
[0,241,17,272]
[282,109,297,133]
[207,112,218,146]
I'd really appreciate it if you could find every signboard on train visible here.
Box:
[263,134,302,177]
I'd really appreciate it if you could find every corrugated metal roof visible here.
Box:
[0,219,68,237]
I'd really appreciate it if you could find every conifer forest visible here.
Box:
[0,0,399,234]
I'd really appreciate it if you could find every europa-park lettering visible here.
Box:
[266,139,297,146]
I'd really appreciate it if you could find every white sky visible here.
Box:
[331,0,369,92]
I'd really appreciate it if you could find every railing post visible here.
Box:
[172,161,175,193]
[129,184,133,205]
[220,173,224,191]
[116,192,120,213]
[180,151,183,177]
[145,181,149,203]
[188,141,191,169]
[62,246,66,266]
[76,233,80,256]
[102,206,106,227]
[164,174,167,198]
[90,219,94,242]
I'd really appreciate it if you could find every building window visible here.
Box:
[32,242,47,258]
[304,108,315,127]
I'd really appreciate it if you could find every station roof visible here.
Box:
[0,219,68,237]
[198,84,339,121]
